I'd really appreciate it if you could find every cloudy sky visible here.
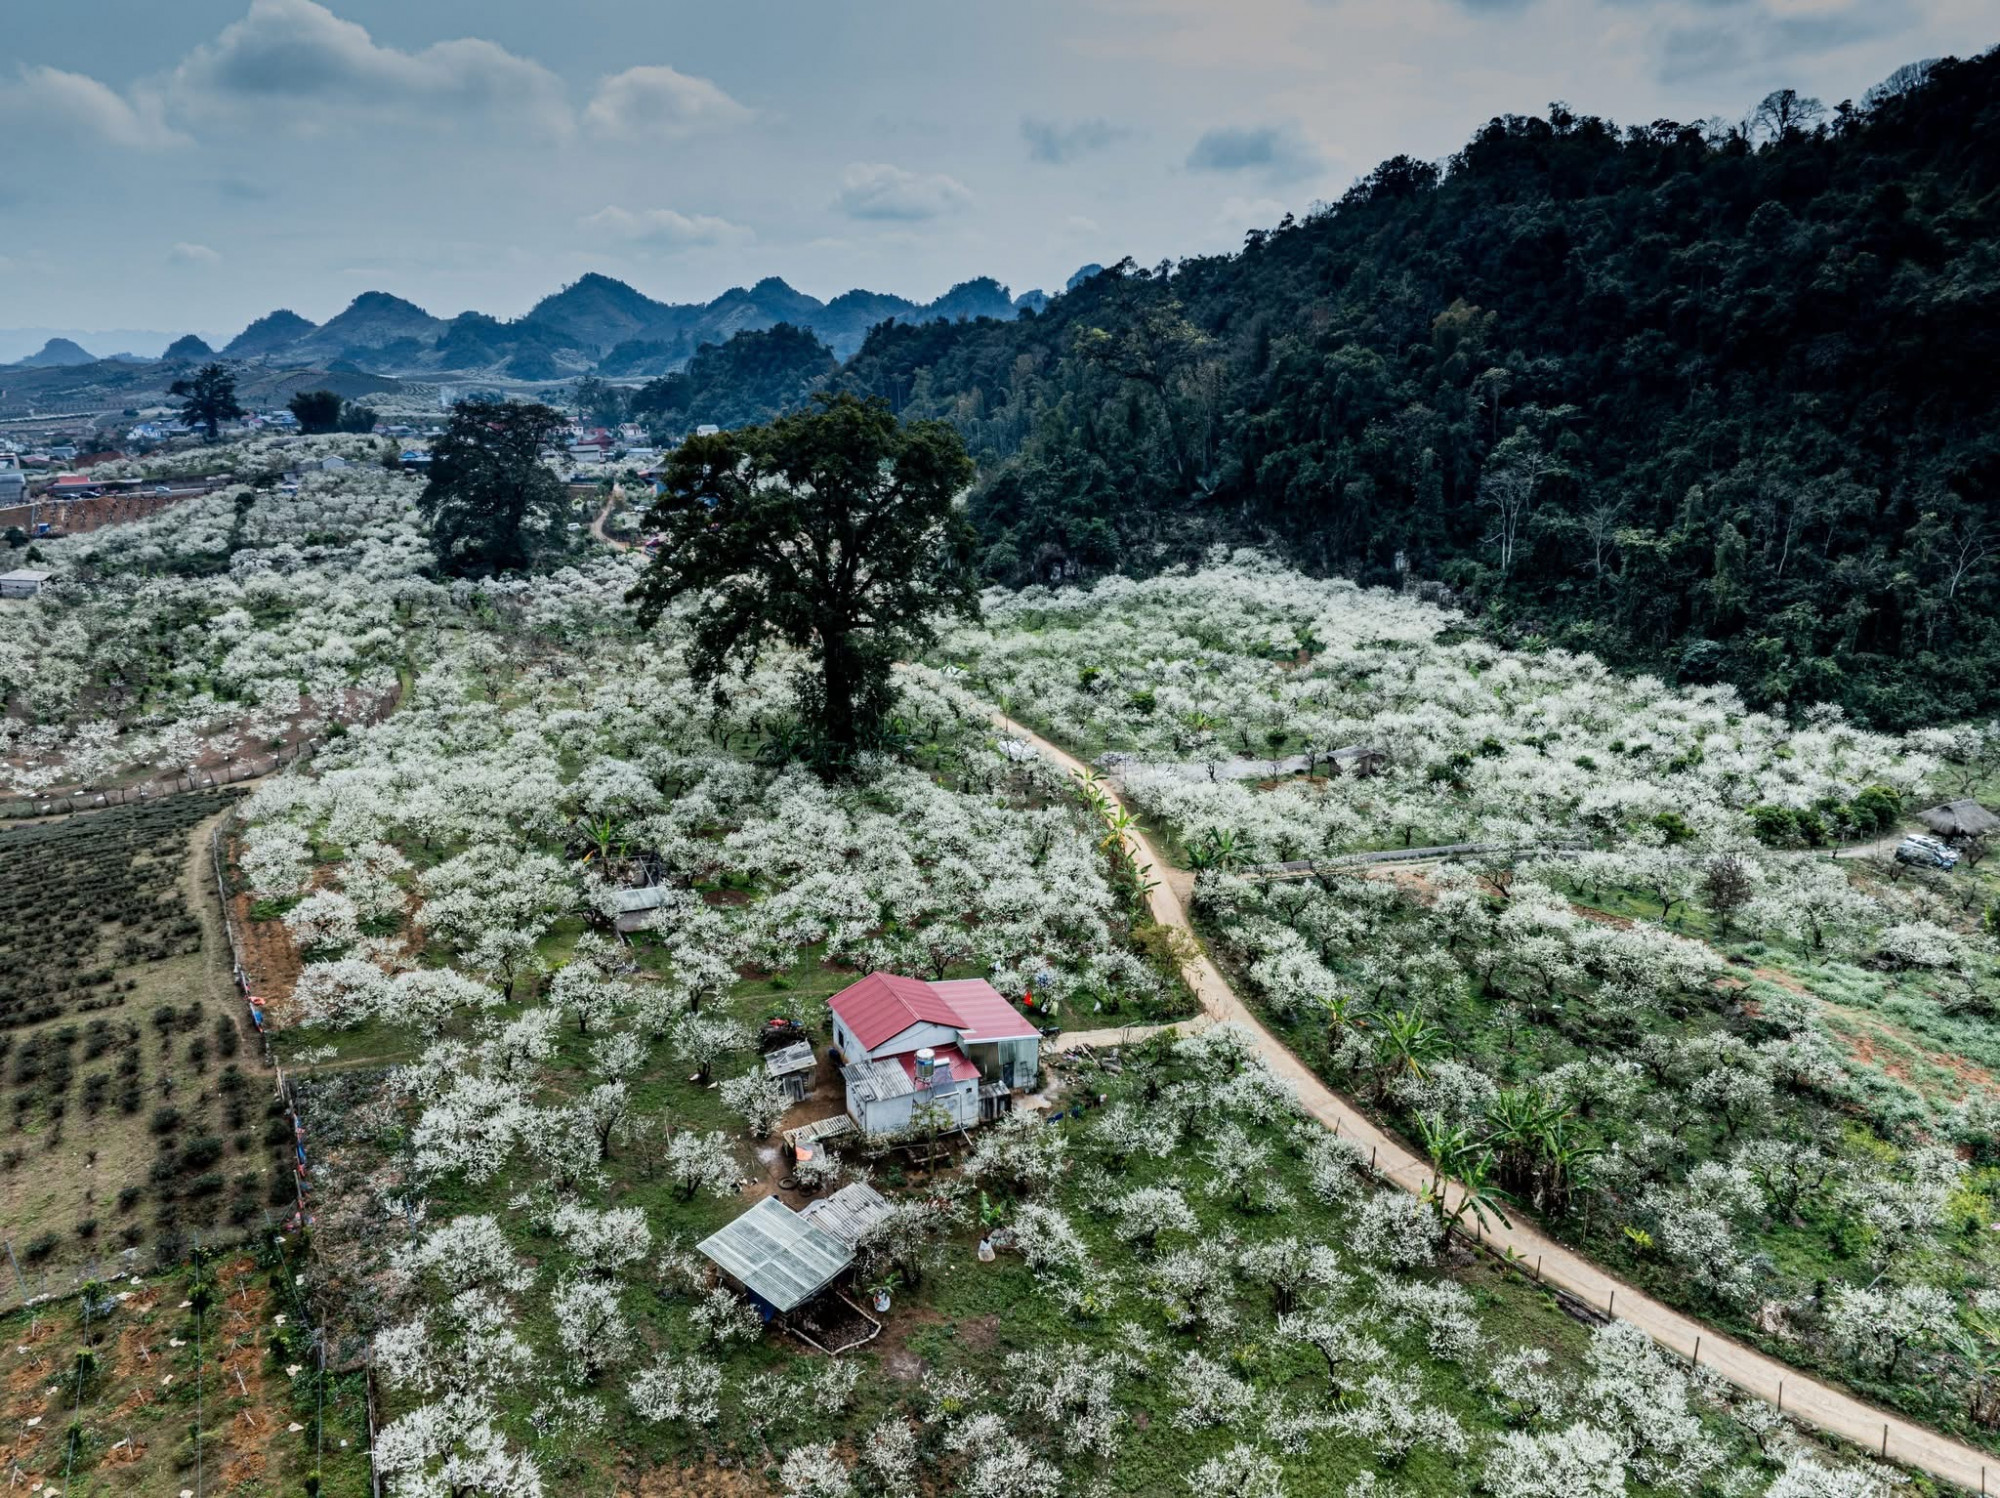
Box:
[0,0,1990,351]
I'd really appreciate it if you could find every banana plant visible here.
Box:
[1371,1007,1449,1096]
[575,813,628,865]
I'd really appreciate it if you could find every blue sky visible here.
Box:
[0,0,1990,350]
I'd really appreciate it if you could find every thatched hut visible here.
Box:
[1915,799,2000,841]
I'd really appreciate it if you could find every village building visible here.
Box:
[1916,799,2000,842]
[0,569,53,599]
[827,972,1041,1137]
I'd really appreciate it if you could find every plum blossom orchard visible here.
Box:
[0,437,420,798]
[35,461,1945,1496]
[945,551,2000,1450]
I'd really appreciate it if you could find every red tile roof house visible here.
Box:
[827,973,1042,1138]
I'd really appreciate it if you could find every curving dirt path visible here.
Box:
[590,486,632,549]
[988,704,1996,1495]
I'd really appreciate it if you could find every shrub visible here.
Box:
[1748,805,1796,845]
[178,1136,224,1172]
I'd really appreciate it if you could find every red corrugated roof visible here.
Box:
[828,972,966,1051]
[930,979,1041,1042]
[895,1045,981,1085]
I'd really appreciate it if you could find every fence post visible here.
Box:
[1691,1335,1699,1368]
[1607,1290,1615,1318]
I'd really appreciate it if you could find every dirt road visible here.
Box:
[988,702,1996,1495]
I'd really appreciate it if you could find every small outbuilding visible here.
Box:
[1916,800,2000,841]
[609,884,672,934]
[764,1039,818,1101]
[697,1194,853,1317]
[0,569,53,598]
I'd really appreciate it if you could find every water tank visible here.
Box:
[914,1048,936,1087]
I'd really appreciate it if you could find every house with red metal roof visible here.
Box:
[827,972,1042,1137]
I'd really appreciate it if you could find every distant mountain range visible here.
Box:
[66,272,1044,383]
[2,271,1064,385]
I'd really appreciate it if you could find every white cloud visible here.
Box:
[169,242,223,266]
[584,66,751,139]
[0,64,186,150]
[834,162,973,221]
[579,206,753,249]
[167,0,571,136]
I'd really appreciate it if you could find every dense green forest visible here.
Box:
[822,49,1999,730]
[627,322,839,433]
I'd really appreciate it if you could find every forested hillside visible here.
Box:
[838,49,2000,730]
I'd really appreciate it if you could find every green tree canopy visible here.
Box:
[168,363,244,442]
[418,400,569,577]
[627,323,839,437]
[287,389,343,434]
[628,392,978,766]
[570,376,627,430]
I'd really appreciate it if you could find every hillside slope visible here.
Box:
[839,48,2000,730]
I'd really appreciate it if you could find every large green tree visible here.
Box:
[287,389,343,434]
[628,393,978,764]
[169,363,244,442]
[418,400,570,576]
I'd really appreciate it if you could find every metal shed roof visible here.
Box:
[697,1195,852,1312]
[842,1057,914,1105]
[765,1040,816,1078]
[798,1182,895,1249]
[610,885,672,913]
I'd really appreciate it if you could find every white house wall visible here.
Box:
[853,1079,978,1137]
[835,1018,961,1064]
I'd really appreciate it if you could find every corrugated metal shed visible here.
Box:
[828,971,964,1051]
[782,1114,856,1152]
[0,569,53,598]
[611,885,672,934]
[842,1057,914,1105]
[799,1182,895,1249]
[697,1196,852,1312]
[611,886,671,913]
